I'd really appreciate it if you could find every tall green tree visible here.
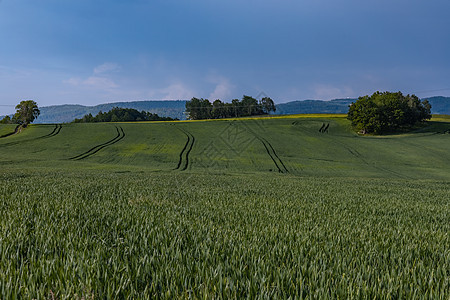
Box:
[241,95,261,116]
[185,97,202,120]
[260,97,276,114]
[231,99,241,118]
[13,100,40,127]
[211,99,225,119]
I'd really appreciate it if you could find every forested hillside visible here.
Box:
[34,100,187,123]
[423,96,450,114]
[275,99,355,114]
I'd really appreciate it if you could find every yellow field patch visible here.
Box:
[431,114,450,122]
[120,143,150,156]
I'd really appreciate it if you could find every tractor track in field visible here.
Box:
[174,130,190,170]
[333,135,413,179]
[37,124,62,139]
[257,136,283,173]
[243,123,288,173]
[318,130,413,179]
[0,125,20,138]
[292,120,413,179]
[69,126,125,161]
[0,124,62,147]
[257,136,289,173]
[174,127,195,171]
[263,137,289,173]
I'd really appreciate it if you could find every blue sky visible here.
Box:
[1,0,450,115]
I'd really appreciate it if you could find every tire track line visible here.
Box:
[0,124,62,147]
[174,129,190,170]
[243,122,288,173]
[331,134,413,179]
[0,125,20,138]
[180,128,195,171]
[70,126,125,160]
[293,120,410,178]
[260,136,289,173]
[174,127,195,171]
[256,136,283,173]
[38,124,62,139]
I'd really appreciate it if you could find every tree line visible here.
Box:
[185,95,276,120]
[73,107,178,123]
[347,91,431,134]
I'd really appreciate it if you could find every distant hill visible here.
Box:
[421,96,450,114]
[275,99,356,115]
[275,96,450,115]
[34,100,187,123]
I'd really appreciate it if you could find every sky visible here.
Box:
[1,0,450,115]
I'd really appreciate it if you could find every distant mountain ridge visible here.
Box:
[34,100,187,123]
[275,98,356,115]
[1,97,449,124]
[275,96,450,115]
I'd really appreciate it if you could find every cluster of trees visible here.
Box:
[73,107,177,123]
[347,91,431,134]
[185,95,276,120]
[0,100,40,127]
[0,116,13,124]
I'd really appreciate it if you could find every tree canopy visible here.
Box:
[347,91,431,134]
[185,95,276,120]
[12,100,40,127]
[73,107,177,123]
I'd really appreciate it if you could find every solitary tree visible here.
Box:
[13,100,40,127]
[347,91,431,134]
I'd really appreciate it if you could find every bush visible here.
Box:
[347,91,431,134]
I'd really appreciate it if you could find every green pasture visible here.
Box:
[0,115,449,179]
[0,115,449,298]
[0,124,17,137]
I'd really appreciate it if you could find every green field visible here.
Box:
[0,124,17,138]
[0,115,449,298]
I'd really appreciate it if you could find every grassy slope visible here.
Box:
[0,115,449,298]
[1,115,449,179]
[0,124,17,137]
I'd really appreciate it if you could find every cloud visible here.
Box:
[64,76,118,89]
[64,63,120,91]
[159,83,195,100]
[93,63,121,74]
[208,76,234,100]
